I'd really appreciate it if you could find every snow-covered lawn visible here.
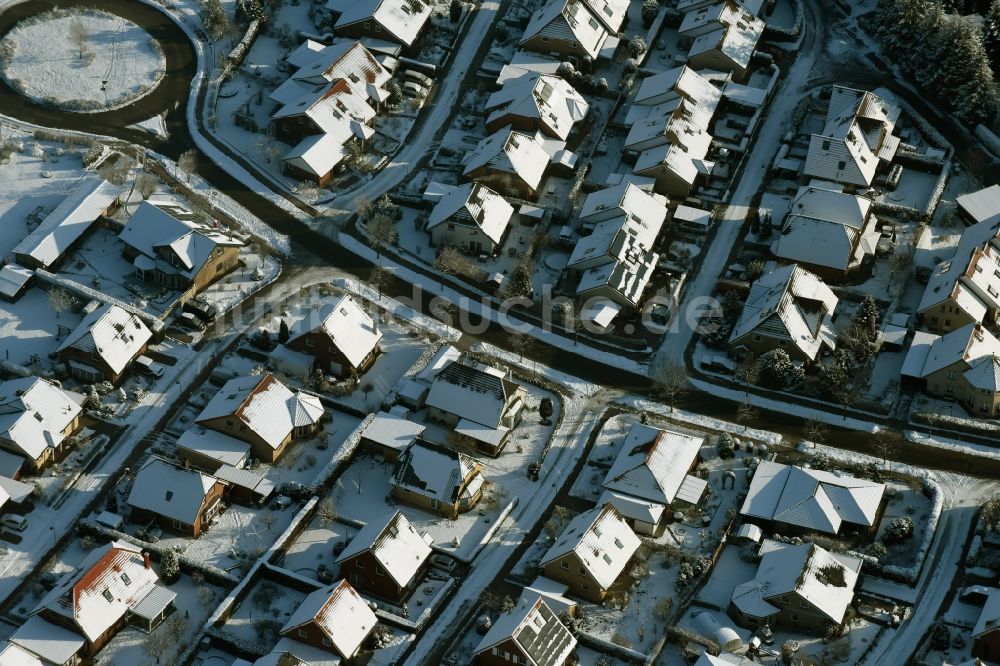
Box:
[279,517,356,580]
[0,9,165,112]
[0,287,82,368]
[221,577,307,644]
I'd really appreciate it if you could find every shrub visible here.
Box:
[884,516,914,543]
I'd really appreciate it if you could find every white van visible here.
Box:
[135,355,164,379]
[1,515,28,532]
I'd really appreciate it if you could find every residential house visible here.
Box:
[957,185,1000,227]
[679,0,764,76]
[599,423,707,535]
[0,377,83,473]
[7,616,84,666]
[771,184,880,282]
[630,65,725,120]
[473,598,577,666]
[907,323,1000,417]
[0,264,34,302]
[195,373,325,462]
[0,475,34,515]
[336,511,432,602]
[57,304,153,384]
[519,0,616,63]
[540,504,641,602]
[740,461,887,536]
[393,439,486,518]
[728,264,839,363]
[326,0,432,47]
[119,201,244,294]
[176,426,253,472]
[280,579,378,660]
[126,457,227,536]
[917,208,1000,333]
[396,344,461,409]
[424,360,526,455]
[485,73,589,141]
[631,109,715,196]
[12,176,121,271]
[359,408,426,460]
[286,295,383,377]
[973,588,1000,661]
[463,129,551,200]
[803,86,900,189]
[426,183,515,255]
[22,541,174,661]
[729,539,862,634]
[213,464,276,506]
[577,182,668,245]
[568,227,659,311]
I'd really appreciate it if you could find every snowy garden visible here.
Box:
[0,8,166,112]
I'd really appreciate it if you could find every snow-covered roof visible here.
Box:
[632,114,714,187]
[283,133,349,177]
[0,642,44,666]
[176,426,253,469]
[464,129,550,192]
[337,511,432,588]
[633,65,723,112]
[919,323,1000,378]
[576,247,658,308]
[497,51,564,85]
[540,505,640,590]
[327,0,432,46]
[289,295,383,369]
[598,489,665,525]
[196,374,325,451]
[427,183,515,246]
[254,637,341,666]
[12,176,121,269]
[741,461,885,534]
[119,202,243,280]
[521,0,609,59]
[57,303,153,376]
[684,1,763,70]
[578,183,667,248]
[474,597,577,666]
[126,457,221,526]
[733,540,861,624]
[773,185,876,271]
[786,184,871,228]
[394,439,484,503]
[958,184,1000,226]
[0,264,33,298]
[485,73,589,141]
[425,361,521,429]
[33,540,162,642]
[0,377,83,460]
[361,411,425,454]
[729,264,839,361]
[973,588,1000,638]
[9,615,85,666]
[918,211,1000,321]
[281,580,377,659]
[280,40,390,94]
[602,423,705,505]
[517,577,578,616]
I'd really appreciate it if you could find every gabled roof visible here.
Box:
[577,183,667,248]
[289,295,383,369]
[282,133,350,177]
[327,0,433,46]
[729,265,838,361]
[919,323,1000,378]
[0,263,33,298]
[685,1,764,70]
[281,580,377,658]
[958,185,1000,226]
[521,0,609,60]
[633,65,723,111]
[741,461,885,534]
[0,377,82,460]
[176,426,253,469]
[540,505,640,590]
[464,129,549,192]
[360,410,425,454]
[12,176,121,269]
[196,374,325,451]
[485,73,589,141]
[474,598,577,666]
[0,642,44,666]
[427,183,514,246]
[425,361,521,429]
[576,247,658,307]
[918,210,1000,319]
[973,588,1000,638]
[602,423,705,505]
[126,457,222,526]
[9,615,85,666]
[394,439,484,503]
[632,114,714,187]
[33,540,165,643]
[336,511,432,588]
[57,304,153,375]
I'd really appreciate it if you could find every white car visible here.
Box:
[402,81,428,98]
[401,69,433,88]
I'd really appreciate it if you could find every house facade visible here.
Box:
[0,377,83,473]
[280,579,378,659]
[286,295,383,377]
[336,511,432,602]
[393,439,486,518]
[57,304,153,385]
[426,183,514,255]
[127,458,227,537]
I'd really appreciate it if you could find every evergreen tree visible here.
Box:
[278,319,290,344]
[853,294,881,342]
[506,264,533,299]
[985,0,1000,75]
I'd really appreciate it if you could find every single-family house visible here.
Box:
[12,176,122,271]
[393,439,486,518]
[740,461,887,536]
[958,185,1000,227]
[337,511,432,601]
[0,264,34,302]
[679,0,764,76]
[630,65,725,121]
[577,182,668,246]
[907,323,1000,417]
[473,598,577,666]
[196,373,325,462]
[119,202,244,294]
[280,579,378,659]
[519,0,615,63]
[57,304,153,384]
[575,247,659,311]
[0,377,83,473]
[485,74,589,141]
[729,264,839,363]
[25,541,174,661]
[463,129,550,200]
[729,540,862,634]
[176,426,253,472]
[631,112,715,196]
[803,86,900,189]
[326,0,433,47]
[540,504,640,602]
[425,361,526,455]
[426,183,515,255]
[359,408,426,460]
[126,457,227,536]
[0,475,34,514]
[286,295,383,377]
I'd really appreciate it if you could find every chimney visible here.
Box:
[142,552,151,570]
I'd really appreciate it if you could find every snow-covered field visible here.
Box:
[0,9,165,112]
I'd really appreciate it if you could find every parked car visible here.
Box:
[401,69,433,88]
[134,355,165,379]
[1,515,28,532]
[176,311,206,331]
[402,81,428,98]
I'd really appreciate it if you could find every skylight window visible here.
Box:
[102,589,113,602]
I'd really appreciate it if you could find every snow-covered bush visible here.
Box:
[884,516,914,543]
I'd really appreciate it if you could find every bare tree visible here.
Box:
[368,215,397,259]
[69,20,89,60]
[737,402,758,432]
[136,173,158,199]
[654,362,687,415]
[872,430,901,473]
[177,149,198,183]
[144,628,171,663]
[804,420,828,446]
[48,288,76,319]
[370,264,391,301]
[510,332,531,362]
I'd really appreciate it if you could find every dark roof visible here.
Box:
[435,361,518,403]
[515,600,575,666]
